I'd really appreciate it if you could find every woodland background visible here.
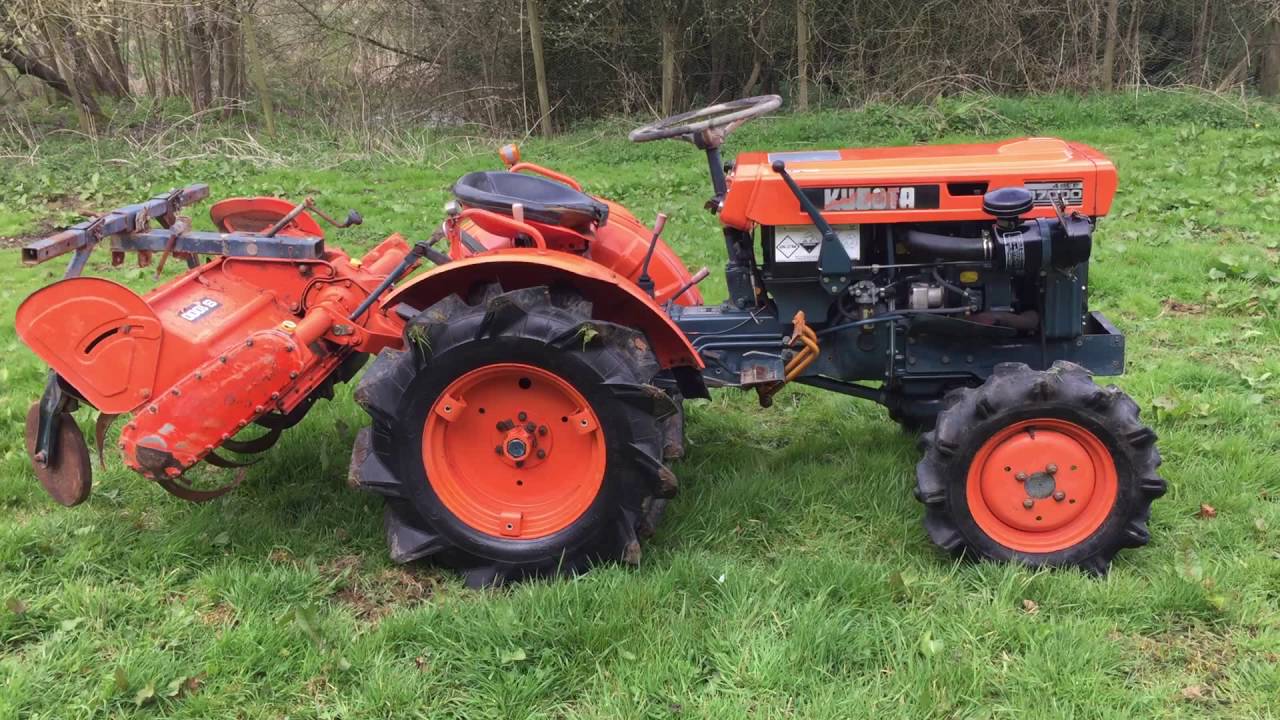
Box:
[2,0,1280,138]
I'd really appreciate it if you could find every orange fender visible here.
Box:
[16,277,165,414]
[383,250,703,370]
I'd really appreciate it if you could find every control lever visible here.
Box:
[668,266,709,305]
[263,197,362,237]
[636,212,669,298]
[769,161,851,292]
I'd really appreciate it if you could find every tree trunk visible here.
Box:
[1125,0,1142,86]
[185,1,213,111]
[41,21,99,134]
[527,0,552,136]
[743,12,768,96]
[796,0,809,109]
[1,41,75,100]
[97,24,131,97]
[1188,0,1211,85]
[243,12,275,135]
[1262,15,1280,97]
[661,18,676,115]
[218,1,243,115]
[1100,0,1121,89]
[136,31,156,96]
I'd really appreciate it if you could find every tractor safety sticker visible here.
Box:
[178,298,221,322]
[774,225,860,263]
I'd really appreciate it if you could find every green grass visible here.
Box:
[2,91,1280,718]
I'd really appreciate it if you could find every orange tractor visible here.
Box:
[16,96,1163,585]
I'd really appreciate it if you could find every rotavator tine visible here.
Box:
[94,413,119,470]
[219,426,283,454]
[203,450,259,469]
[156,467,247,503]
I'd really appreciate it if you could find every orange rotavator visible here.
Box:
[16,95,1164,586]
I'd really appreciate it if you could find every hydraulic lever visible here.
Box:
[636,212,669,298]
[770,160,852,294]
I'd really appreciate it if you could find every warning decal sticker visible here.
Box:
[773,225,860,263]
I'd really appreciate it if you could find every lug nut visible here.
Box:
[494,445,502,455]
[1047,463,1058,474]
[1015,472,1028,482]
[536,449,546,459]
[1023,499,1035,509]
[525,422,536,433]
[538,425,548,436]
[517,411,528,422]
[1053,491,1066,502]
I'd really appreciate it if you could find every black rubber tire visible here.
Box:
[349,284,677,587]
[914,361,1165,574]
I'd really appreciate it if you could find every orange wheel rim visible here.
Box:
[966,418,1117,553]
[422,363,606,539]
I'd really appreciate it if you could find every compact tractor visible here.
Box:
[16,96,1164,585]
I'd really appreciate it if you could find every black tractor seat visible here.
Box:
[452,171,609,231]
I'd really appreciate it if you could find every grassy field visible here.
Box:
[1,92,1279,719]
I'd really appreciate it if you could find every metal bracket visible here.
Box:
[32,371,72,468]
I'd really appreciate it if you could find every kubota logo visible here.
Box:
[803,184,941,211]
[824,186,915,210]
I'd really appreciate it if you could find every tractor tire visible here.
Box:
[914,361,1165,574]
[349,284,678,587]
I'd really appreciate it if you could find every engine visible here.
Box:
[719,137,1116,342]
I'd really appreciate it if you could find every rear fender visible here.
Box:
[383,251,703,370]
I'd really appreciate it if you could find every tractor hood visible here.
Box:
[720,137,1117,230]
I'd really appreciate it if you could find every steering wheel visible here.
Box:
[629,94,782,146]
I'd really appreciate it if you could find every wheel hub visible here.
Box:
[422,363,604,539]
[966,419,1118,553]
[504,436,528,459]
[1023,469,1056,499]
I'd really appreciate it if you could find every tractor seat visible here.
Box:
[452,171,609,231]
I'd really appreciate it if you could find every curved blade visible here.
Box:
[94,412,119,470]
[219,426,282,454]
[203,450,258,469]
[157,467,246,503]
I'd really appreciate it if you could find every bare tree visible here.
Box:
[795,0,809,109]
[1262,11,1280,96]
[1100,0,1122,89]
[527,0,552,135]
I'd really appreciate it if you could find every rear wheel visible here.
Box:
[350,284,678,587]
[915,361,1165,573]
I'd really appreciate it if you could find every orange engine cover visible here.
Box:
[720,137,1117,230]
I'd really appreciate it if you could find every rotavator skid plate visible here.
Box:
[24,403,92,507]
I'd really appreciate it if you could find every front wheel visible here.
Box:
[915,361,1165,574]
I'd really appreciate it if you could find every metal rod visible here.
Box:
[263,198,312,237]
[794,376,887,404]
[348,241,438,322]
